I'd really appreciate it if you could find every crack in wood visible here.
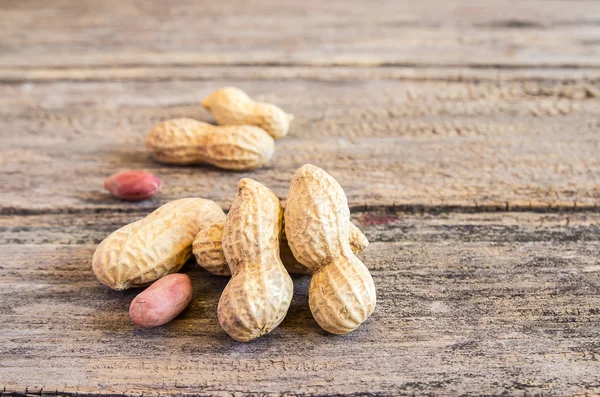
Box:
[2,203,600,218]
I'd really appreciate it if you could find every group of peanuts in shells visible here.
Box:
[94,87,377,341]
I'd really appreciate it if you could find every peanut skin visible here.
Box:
[92,198,226,290]
[202,87,293,140]
[146,118,274,171]
[285,165,376,334]
[192,221,368,276]
[218,179,293,342]
[129,273,193,328]
[104,170,162,201]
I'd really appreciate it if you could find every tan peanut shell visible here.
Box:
[193,221,369,276]
[285,165,376,334]
[92,198,226,290]
[192,223,231,276]
[146,118,274,171]
[202,87,293,140]
[218,179,293,342]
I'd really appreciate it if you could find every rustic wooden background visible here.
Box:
[1,0,600,396]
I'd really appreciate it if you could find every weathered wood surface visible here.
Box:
[1,0,600,395]
[2,78,600,212]
[1,0,600,69]
[2,213,600,396]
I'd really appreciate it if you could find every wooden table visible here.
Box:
[2,1,600,395]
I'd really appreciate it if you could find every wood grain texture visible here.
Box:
[1,78,599,212]
[1,0,600,69]
[2,65,600,84]
[1,213,600,396]
[2,210,600,246]
[2,0,600,395]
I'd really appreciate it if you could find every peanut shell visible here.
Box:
[202,87,293,140]
[284,164,377,334]
[92,198,226,290]
[146,118,274,171]
[218,179,293,341]
[193,221,368,276]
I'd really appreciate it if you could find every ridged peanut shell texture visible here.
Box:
[146,118,274,171]
[92,198,226,290]
[285,165,377,334]
[193,221,369,276]
[192,223,231,276]
[218,179,293,342]
[202,87,293,140]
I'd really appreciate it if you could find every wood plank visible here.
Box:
[2,65,600,84]
[1,78,599,212]
[1,210,599,246]
[1,212,599,396]
[2,1,600,396]
[1,0,600,69]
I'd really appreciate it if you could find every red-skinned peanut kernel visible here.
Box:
[104,170,162,201]
[129,273,193,328]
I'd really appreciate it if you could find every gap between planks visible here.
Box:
[1,65,600,85]
[1,203,600,217]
